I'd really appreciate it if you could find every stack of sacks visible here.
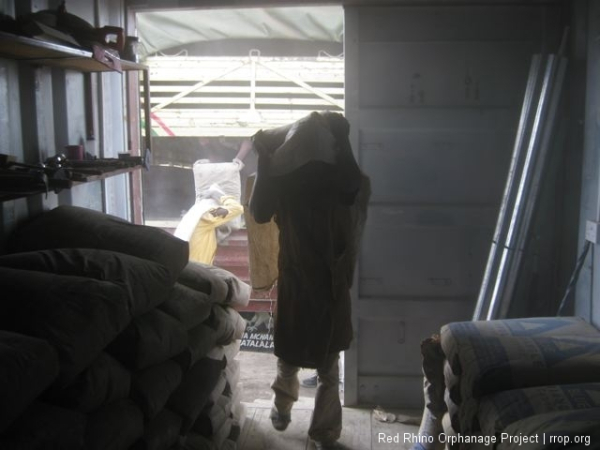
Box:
[183,339,245,450]
[0,205,248,450]
[5,205,187,283]
[168,262,249,450]
[0,331,74,447]
[0,206,188,449]
[477,383,600,441]
[410,335,446,450]
[496,408,600,450]
[439,317,600,445]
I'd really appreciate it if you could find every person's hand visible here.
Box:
[210,207,228,218]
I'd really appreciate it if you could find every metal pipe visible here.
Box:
[472,54,543,320]
[487,55,557,319]
[486,55,556,319]
[498,56,568,318]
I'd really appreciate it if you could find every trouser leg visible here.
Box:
[308,353,342,443]
[271,358,300,415]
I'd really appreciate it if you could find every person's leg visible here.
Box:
[270,358,300,430]
[308,353,342,445]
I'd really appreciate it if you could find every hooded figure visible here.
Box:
[249,111,370,449]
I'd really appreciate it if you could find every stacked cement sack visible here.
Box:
[440,317,600,438]
[0,205,248,450]
[179,339,246,450]
[163,263,248,450]
[412,316,600,450]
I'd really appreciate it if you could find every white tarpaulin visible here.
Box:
[137,6,343,55]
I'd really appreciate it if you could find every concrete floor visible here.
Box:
[234,350,422,450]
[236,350,317,404]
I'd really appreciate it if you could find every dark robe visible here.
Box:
[249,112,370,368]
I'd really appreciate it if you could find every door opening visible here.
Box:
[135,4,345,406]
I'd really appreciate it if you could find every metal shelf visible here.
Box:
[0,31,147,73]
[0,164,143,202]
[0,31,152,205]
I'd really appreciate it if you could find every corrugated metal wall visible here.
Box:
[344,4,563,407]
[0,0,133,249]
[577,0,600,328]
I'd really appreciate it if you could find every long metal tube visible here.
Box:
[472,54,543,320]
[496,56,568,319]
[486,55,556,319]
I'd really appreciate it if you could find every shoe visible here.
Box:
[270,407,291,431]
[301,373,318,388]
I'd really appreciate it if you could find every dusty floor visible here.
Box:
[235,350,422,450]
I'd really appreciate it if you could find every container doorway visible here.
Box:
[134,3,345,412]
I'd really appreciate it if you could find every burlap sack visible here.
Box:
[243,174,279,291]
